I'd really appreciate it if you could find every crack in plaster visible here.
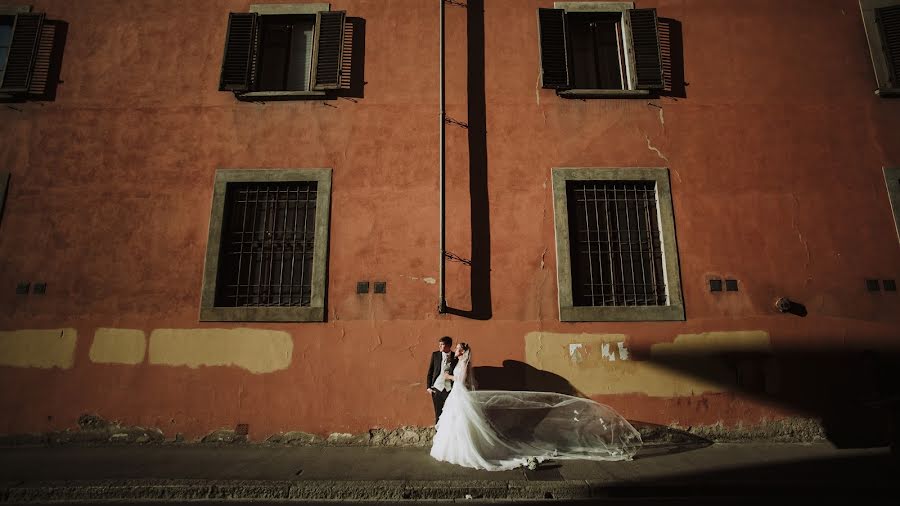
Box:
[791,194,811,283]
[645,134,681,183]
[645,134,670,163]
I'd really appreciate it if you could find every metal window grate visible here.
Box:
[567,180,666,307]
[216,182,317,307]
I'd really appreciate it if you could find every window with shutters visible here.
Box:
[860,0,900,96]
[551,168,684,321]
[200,169,332,322]
[0,7,60,102]
[219,3,353,100]
[538,2,663,98]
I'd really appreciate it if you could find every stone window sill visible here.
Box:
[558,89,651,99]
[237,90,328,101]
[876,87,900,97]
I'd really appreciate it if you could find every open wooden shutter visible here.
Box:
[537,8,570,89]
[876,5,900,88]
[627,8,663,90]
[27,21,56,96]
[0,13,44,93]
[312,11,346,90]
[219,13,258,92]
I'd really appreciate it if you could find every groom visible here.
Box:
[426,336,459,424]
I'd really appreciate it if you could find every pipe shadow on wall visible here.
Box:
[444,0,492,321]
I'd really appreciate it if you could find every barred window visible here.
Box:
[551,167,683,322]
[200,169,331,322]
[216,182,318,308]
[567,181,666,307]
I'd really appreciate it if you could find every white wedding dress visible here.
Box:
[430,355,642,470]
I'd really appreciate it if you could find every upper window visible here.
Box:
[219,3,351,99]
[538,2,663,97]
[551,168,684,321]
[860,0,900,96]
[200,169,332,322]
[0,10,48,100]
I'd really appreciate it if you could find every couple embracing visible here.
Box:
[424,336,643,471]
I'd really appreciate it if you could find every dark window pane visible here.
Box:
[257,15,314,91]
[216,181,318,307]
[0,16,16,74]
[567,12,624,90]
[567,181,666,307]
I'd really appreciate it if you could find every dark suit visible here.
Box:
[426,350,459,424]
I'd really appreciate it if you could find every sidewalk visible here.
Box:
[0,442,897,502]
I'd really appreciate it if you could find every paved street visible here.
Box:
[0,442,896,502]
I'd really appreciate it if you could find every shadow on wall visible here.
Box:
[473,360,583,397]
[444,0,492,321]
[639,344,900,450]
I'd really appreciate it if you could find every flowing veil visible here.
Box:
[432,350,641,470]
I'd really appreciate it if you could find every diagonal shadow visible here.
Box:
[637,339,900,450]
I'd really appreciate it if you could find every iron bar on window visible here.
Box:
[567,181,666,307]
[216,182,317,307]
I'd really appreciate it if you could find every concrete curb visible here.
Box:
[0,479,589,502]
[1,478,895,503]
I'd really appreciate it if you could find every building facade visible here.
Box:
[1,0,899,442]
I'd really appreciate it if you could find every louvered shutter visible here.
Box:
[876,5,900,88]
[219,13,257,92]
[0,13,44,93]
[537,8,570,89]
[312,11,346,90]
[627,8,663,90]
[27,21,56,96]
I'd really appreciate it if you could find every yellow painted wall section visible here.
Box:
[524,331,771,397]
[0,329,78,369]
[148,329,293,374]
[89,328,147,365]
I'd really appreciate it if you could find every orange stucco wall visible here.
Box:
[1,0,899,441]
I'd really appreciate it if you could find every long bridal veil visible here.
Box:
[470,390,642,462]
[431,353,642,470]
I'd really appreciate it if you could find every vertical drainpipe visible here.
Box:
[439,0,447,313]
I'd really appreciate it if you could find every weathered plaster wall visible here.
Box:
[0,0,898,440]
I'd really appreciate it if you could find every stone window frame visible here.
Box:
[199,168,332,322]
[860,0,900,97]
[551,167,685,321]
[885,167,900,245]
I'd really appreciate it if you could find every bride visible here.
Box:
[430,342,642,470]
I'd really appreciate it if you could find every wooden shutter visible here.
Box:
[219,13,258,92]
[339,20,353,89]
[27,21,56,96]
[312,11,346,90]
[0,13,44,93]
[537,8,570,89]
[627,8,664,90]
[876,5,900,87]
